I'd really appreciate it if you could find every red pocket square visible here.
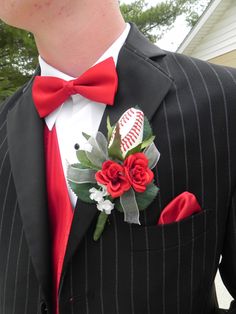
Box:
[158,191,201,225]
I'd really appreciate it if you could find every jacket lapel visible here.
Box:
[7,82,51,300]
[61,23,173,284]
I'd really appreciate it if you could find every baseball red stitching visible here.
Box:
[120,109,144,152]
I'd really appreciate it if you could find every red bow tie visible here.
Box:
[32,57,118,118]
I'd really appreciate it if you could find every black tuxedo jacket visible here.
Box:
[0,23,236,314]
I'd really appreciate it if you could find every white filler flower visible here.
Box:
[89,187,107,203]
[97,200,115,215]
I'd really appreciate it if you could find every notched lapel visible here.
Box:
[61,23,173,283]
[7,84,51,299]
[100,44,173,134]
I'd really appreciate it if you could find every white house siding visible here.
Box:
[190,0,236,60]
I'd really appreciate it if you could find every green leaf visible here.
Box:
[93,211,109,241]
[95,132,109,158]
[107,116,115,142]
[115,198,123,212]
[134,105,141,110]
[76,150,100,170]
[124,143,142,159]
[82,132,91,141]
[70,163,86,169]
[135,183,159,211]
[141,135,155,150]
[143,116,153,141]
[67,182,97,204]
[84,132,108,169]
[86,140,107,168]
[108,124,123,160]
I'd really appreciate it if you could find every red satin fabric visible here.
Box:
[33,57,118,118]
[44,126,74,314]
[158,191,201,225]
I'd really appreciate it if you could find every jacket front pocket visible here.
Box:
[130,208,215,252]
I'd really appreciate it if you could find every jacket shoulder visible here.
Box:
[163,50,236,84]
[159,50,236,100]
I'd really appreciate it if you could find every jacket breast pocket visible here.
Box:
[130,208,216,252]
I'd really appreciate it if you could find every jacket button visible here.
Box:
[69,296,74,303]
[40,301,48,313]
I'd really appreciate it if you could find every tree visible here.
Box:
[120,0,209,42]
[0,0,209,102]
[0,22,38,101]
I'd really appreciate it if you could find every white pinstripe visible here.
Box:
[69,261,74,314]
[0,120,6,132]
[0,172,12,244]
[190,218,195,313]
[2,200,17,313]
[0,135,7,153]
[177,223,181,314]
[144,211,151,314]
[162,227,166,314]
[205,62,231,294]
[100,237,104,314]
[24,254,31,314]
[113,214,120,314]
[173,55,205,201]
[189,59,219,280]
[0,149,9,176]
[0,103,7,116]
[207,63,232,200]
[84,236,89,314]
[36,288,41,314]
[163,59,189,190]
[12,227,24,314]
[129,225,135,314]
[225,68,236,85]
[174,82,190,189]
[162,100,175,197]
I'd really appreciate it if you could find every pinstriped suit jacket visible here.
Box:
[0,23,236,314]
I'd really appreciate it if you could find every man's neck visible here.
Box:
[34,1,126,77]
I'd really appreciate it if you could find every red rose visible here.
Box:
[124,152,154,193]
[96,160,131,198]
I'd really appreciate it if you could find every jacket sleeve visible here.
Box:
[219,189,236,313]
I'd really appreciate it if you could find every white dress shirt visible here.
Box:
[39,23,130,208]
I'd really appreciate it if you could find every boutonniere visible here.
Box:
[67,107,160,240]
